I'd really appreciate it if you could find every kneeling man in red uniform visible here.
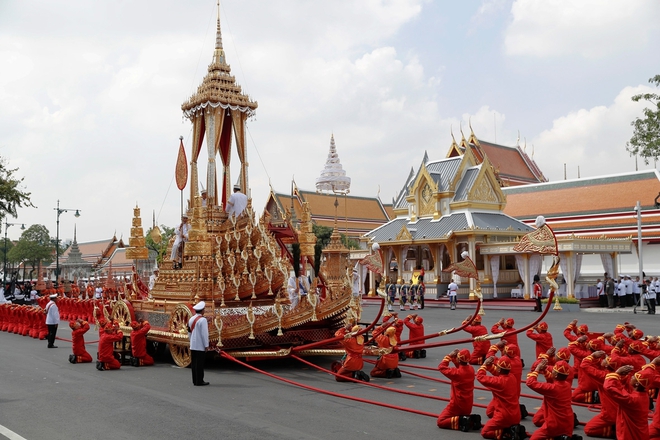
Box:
[437,349,480,432]
[68,319,93,364]
[130,320,154,366]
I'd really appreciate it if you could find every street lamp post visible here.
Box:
[3,220,25,287]
[54,200,81,288]
[633,201,644,313]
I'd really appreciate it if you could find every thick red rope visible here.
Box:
[218,350,439,418]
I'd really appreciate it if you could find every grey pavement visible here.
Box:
[0,302,656,440]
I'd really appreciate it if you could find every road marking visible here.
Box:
[0,424,28,440]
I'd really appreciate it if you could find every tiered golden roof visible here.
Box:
[125,205,149,260]
[181,11,257,117]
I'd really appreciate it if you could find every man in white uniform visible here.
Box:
[170,214,190,269]
[148,268,159,291]
[287,270,309,309]
[644,278,656,315]
[617,277,626,308]
[188,301,209,386]
[352,267,361,299]
[596,278,605,307]
[448,279,458,310]
[45,294,60,348]
[225,185,248,218]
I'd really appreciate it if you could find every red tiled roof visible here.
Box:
[503,171,660,239]
[270,189,390,238]
[478,140,546,185]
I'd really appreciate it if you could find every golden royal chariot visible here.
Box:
[104,11,356,367]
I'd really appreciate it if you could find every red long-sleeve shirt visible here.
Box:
[437,356,474,417]
[603,373,650,440]
[526,372,574,439]
[130,323,150,358]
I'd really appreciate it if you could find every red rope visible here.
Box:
[55,336,99,344]
[218,350,438,418]
[397,298,482,346]
[292,298,386,352]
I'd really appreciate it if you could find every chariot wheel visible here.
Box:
[169,304,193,367]
[111,300,135,327]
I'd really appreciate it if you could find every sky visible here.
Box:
[1,0,659,244]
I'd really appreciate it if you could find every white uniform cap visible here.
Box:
[192,301,205,311]
[49,294,57,299]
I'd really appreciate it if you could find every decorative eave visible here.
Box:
[480,235,634,255]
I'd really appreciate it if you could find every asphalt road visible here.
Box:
[1,302,657,440]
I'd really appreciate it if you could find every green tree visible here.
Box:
[626,75,660,164]
[0,157,34,218]
[9,224,53,279]
[145,225,174,265]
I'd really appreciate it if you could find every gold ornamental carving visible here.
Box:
[472,179,498,203]
[395,224,413,242]
[419,181,435,217]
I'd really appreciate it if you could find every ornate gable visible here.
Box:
[395,223,413,241]
[407,162,438,220]
[463,156,506,210]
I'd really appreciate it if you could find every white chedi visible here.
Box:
[315,134,351,193]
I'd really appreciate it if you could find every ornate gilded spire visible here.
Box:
[181,1,257,118]
[213,0,225,65]
[315,134,351,194]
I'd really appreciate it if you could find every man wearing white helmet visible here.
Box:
[188,301,209,386]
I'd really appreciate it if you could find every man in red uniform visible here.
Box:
[603,365,654,440]
[491,317,518,349]
[332,324,369,382]
[370,327,400,378]
[403,314,426,358]
[526,359,574,440]
[462,314,490,365]
[647,359,660,439]
[477,356,524,440]
[97,320,123,371]
[68,319,93,364]
[610,339,647,373]
[525,322,553,358]
[130,320,154,366]
[581,352,619,439]
[569,335,601,403]
[437,349,480,432]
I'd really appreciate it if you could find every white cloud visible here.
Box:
[532,85,657,181]
[504,0,660,58]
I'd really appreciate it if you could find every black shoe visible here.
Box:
[519,404,528,419]
[573,412,579,428]
[96,361,104,371]
[521,359,525,368]
[469,414,482,430]
[420,349,427,358]
[458,416,471,432]
[393,367,402,378]
[130,357,140,367]
[355,370,370,382]
[194,381,209,386]
[398,352,406,361]
[570,435,583,440]
[68,354,76,364]
[48,345,57,348]
[385,369,394,379]
[552,435,571,440]
[412,350,420,359]
[512,424,527,440]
